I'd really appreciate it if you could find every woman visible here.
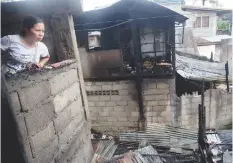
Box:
[1,16,50,74]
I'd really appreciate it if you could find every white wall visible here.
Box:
[184,0,217,7]
[197,38,232,62]
[185,11,217,37]
[160,3,217,37]
[215,45,221,61]
[197,45,217,60]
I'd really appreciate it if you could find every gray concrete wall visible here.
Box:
[85,79,176,135]
[5,63,93,163]
[220,38,232,62]
[176,27,200,55]
[79,48,92,78]
[177,89,232,131]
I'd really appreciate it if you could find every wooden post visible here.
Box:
[50,13,77,61]
[225,61,229,92]
[201,79,205,111]
[210,52,213,90]
[210,52,213,62]
[67,14,90,121]
[171,19,176,77]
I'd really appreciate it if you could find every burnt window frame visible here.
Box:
[87,31,102,50]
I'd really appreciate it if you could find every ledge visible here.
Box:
[5,60,78,92]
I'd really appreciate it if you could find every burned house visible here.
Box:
[74,0,188,133]
[74,0,232,136]
[75,0,188,78]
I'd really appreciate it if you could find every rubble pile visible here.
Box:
[90,124,232,163]
[205,130,232,163]
[91,123,200,163]
[91,140,199,163]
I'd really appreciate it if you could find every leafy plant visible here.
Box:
[217,19,231,31]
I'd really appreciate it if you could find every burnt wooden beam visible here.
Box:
[84,74,174,81]
[129,12,145,131]
[210,52,214,62]
[170,19,176,77]
[225,61,229,92]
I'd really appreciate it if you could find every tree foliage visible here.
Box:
[217,19,231,31]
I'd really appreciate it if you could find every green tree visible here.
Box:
[217,19,231,31]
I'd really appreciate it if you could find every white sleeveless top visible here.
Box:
[1,35,49,73]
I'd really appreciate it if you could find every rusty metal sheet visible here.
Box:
[88,49,123,69]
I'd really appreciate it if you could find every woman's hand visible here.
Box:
[35,63,42,68]
[26,56,49,70]
[26,63,41,70]
[39,56,50,68]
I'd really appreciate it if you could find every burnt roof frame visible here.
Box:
[74,0,188,27]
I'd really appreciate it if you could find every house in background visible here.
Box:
[152,0,232,62]
[182,5,232,37]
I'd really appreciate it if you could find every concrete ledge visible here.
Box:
[6,61,78,92]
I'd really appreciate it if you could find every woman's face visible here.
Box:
[26,23,45,42]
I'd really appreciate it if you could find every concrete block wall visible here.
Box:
[85,81,139,134]
[180,92,200,130]
[179,89,232,131]
[6,63,93,163]
[216,90,232,129]
[85,79,175,134]
[143,79,176,126]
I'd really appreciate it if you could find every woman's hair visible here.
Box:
[20,16,44,36]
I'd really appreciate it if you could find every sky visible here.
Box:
[83,0,117,11]
[219,0,233,8]
[83,0,233,11]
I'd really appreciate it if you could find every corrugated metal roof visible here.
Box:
[201,35,233,43]
[120,123,198,150]
[176,54,232,82]
[77,0,188,24]
[182,5,232,13]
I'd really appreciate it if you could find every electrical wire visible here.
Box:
[74,13,196,27]
[74,19,126,27]
[75,20,132,32]
[75,14,182,32]
[129,1,138,11]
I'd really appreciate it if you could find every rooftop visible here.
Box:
[176,53,232,82]
[195,35,232,45]
[76,0,188,25]
[182,5,232,14]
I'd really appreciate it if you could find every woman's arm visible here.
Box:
[36,42,50,68]
[1,36,11,51]
[38,56,50,67]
